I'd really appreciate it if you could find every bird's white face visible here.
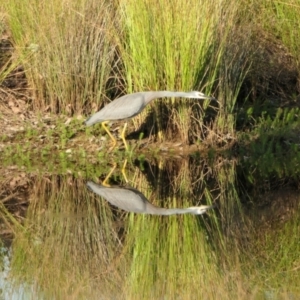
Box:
[188,205,215,215]
[188,91,213,99]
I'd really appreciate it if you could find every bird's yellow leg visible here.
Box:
[120,122,128,150]
[102,162,117,187]
[121,159,128,183]
[102,121,116,149]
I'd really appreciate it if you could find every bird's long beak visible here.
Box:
[202,204,216,210]
[204,95,217,101]
[205,95,219,103]
[201,93,217,101]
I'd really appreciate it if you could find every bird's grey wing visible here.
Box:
[96,93,147,121]
[87,181,148,213]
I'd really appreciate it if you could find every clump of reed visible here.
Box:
[3,0,116,113]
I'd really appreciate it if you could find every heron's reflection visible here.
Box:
[87,181,214,215]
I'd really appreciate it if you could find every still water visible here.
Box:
[0,154,299,299]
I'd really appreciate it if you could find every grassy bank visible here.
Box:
[1,0,299,150]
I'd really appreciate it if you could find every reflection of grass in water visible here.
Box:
[125,213,220,299]
[2,155,300,299]
[214,157,300,299]
[238,203,300,298]
[123,159,221,298]
[10,176,124,299]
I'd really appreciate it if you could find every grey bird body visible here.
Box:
[85,92,146,126]
[87,181,215,215]
[85,91,212,126]
[84,91,214,149]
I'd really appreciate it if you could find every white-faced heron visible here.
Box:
[84,91,214,150]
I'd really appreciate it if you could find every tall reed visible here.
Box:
[117,0,219,143]
[117,0,250,144]
[4,0,115,113]
[261,0,300,68]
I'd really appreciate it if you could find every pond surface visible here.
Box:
[0,153,299,299]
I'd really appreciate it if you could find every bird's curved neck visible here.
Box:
[144,91,191,105]
[153,91,189,99]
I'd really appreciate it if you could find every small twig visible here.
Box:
[1,192,18,204]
